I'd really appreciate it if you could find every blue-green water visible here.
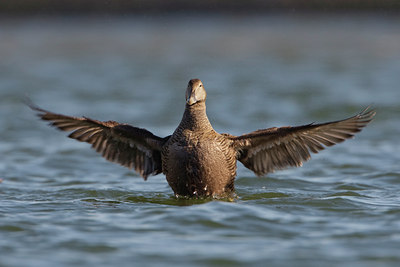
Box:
[1,15,400,267]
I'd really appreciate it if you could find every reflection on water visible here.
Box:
[1,15,400,267]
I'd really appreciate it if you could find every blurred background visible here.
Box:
[1,0,400,15]
[1,2,400,267]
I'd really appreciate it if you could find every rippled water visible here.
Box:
[1,15,400,266]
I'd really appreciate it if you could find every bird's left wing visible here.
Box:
[227,107,375,176]
[29,103,170,180]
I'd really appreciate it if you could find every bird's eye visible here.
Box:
[199,85,202,87]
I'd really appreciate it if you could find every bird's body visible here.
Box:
[162,103,236,197]
[29,79,375,198]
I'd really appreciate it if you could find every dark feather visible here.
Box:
[28,102,169,180]
[230,107,375,176]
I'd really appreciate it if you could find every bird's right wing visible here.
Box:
[29,103,170,180]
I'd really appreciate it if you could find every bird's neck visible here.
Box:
[180,102,214,132]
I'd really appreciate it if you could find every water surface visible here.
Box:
[1,15,400,267]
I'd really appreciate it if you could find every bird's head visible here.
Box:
[186,79,206,106]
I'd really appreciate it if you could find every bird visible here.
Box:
[28,79,375,198]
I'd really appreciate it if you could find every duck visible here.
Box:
[29,79,375,198]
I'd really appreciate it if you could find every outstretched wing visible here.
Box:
[29,103,170,180]
[229,107,375,176]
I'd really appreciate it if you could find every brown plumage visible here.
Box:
[28,79,376,198]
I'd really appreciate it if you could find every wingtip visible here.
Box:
[358,105,376,122]
[23,96,35,109]
[24,97,47,115]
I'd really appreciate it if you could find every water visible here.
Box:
[1,15,400,267]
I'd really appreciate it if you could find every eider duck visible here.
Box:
[29,79,375,198]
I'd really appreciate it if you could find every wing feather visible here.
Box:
[28,102,170,180]
[230,107,375,176]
